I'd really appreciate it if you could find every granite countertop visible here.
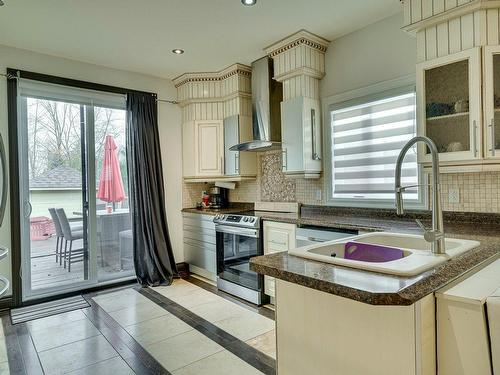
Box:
[182,204,500,305]
[250,207,500,305]
[182,203,254,216]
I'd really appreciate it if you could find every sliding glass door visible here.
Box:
[17,79,134,301]
[92,106,134,282]
[19,96,90,294]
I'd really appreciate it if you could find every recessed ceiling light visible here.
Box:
[241,0,256,6]
[172,49,184,55]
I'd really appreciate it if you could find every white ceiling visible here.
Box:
[0,0,402,79]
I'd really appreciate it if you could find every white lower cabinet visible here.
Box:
[263,221,296,298]
[182,213,217,281]
[488,289,500,375]
[275,279,435,375]
[436,259,500,375]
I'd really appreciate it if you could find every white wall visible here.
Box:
[320,13,416,98]
[0,45,183,297]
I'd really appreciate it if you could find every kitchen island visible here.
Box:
[249,207,500,375]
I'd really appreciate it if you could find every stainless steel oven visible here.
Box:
[214,213,267,305]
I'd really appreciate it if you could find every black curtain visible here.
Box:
[126,92,177,286]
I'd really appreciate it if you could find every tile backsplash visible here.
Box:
[182,182,208,208]
[439,172,500,213]
[182,152,500,214]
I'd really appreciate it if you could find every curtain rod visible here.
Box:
[1,73,179,104]
[156,99,179,105]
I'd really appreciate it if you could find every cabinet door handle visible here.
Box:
[235,153,240,174]
[282,149,288,171]
[311,108,321,161]
[472,120,478,157]
[489,119,496,156]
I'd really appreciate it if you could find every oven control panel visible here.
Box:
[213,214,260,228]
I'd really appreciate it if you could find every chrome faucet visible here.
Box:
[395,136,445,255]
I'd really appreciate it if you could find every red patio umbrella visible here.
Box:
[97,135,125,210]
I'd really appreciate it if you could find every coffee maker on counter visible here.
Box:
[208,186,228,209]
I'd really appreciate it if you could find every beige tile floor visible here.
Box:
[96,279,276,373]
[0,279,275,374]
[246,330,277,359]
[22,309,132,375]
[172,350,267,375]
[153,279,276,351]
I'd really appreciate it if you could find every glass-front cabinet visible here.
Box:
[484,46,500,159]
[416,48,482,163]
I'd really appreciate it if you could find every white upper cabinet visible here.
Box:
[224,115,239,176]
[196,120,224,176]
[223,115,256,177]
[483,45,500,160]
[409,2,500,171]
[182,120,224,178]
[281,96,322,179]
[264,30,329,179]
[175,64,256,182]
[416,48,482,164]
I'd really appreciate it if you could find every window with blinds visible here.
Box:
[329,90,421,205]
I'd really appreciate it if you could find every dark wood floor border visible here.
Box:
[82,294,172,375]
[137,286,276,375]
[1,314,43,375]
[185,276,275,321]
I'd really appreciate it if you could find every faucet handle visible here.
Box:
[415,219,428,232]
[415,219,444,243]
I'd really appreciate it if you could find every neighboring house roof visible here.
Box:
[30,166,82,190]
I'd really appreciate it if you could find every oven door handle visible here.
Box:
[215,225,259,238]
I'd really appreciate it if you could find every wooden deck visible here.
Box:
[31,236,134,291]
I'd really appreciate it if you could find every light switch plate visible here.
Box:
[448,187,460,203]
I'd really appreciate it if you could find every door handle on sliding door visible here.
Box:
[24,201,32,218]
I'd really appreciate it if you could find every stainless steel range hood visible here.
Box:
[229,57,283,152]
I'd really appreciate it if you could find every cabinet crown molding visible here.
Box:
[177,91,251,108]
[274,66,325,82]
[264,29,330,57]
[173,63,251,88]
[401,0,500,34]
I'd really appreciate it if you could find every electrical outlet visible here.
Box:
[448,187,460,204]
[315,189,322,202]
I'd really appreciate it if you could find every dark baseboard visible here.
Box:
[176,262,190,279]
[0,297,13,312]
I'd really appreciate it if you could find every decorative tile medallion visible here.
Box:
[260,152,296,202]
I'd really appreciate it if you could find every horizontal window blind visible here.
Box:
[330,92,418,201]
[18,78,126,109]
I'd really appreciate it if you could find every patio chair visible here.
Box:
[55,208,85,272]
[48,208,83,265]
